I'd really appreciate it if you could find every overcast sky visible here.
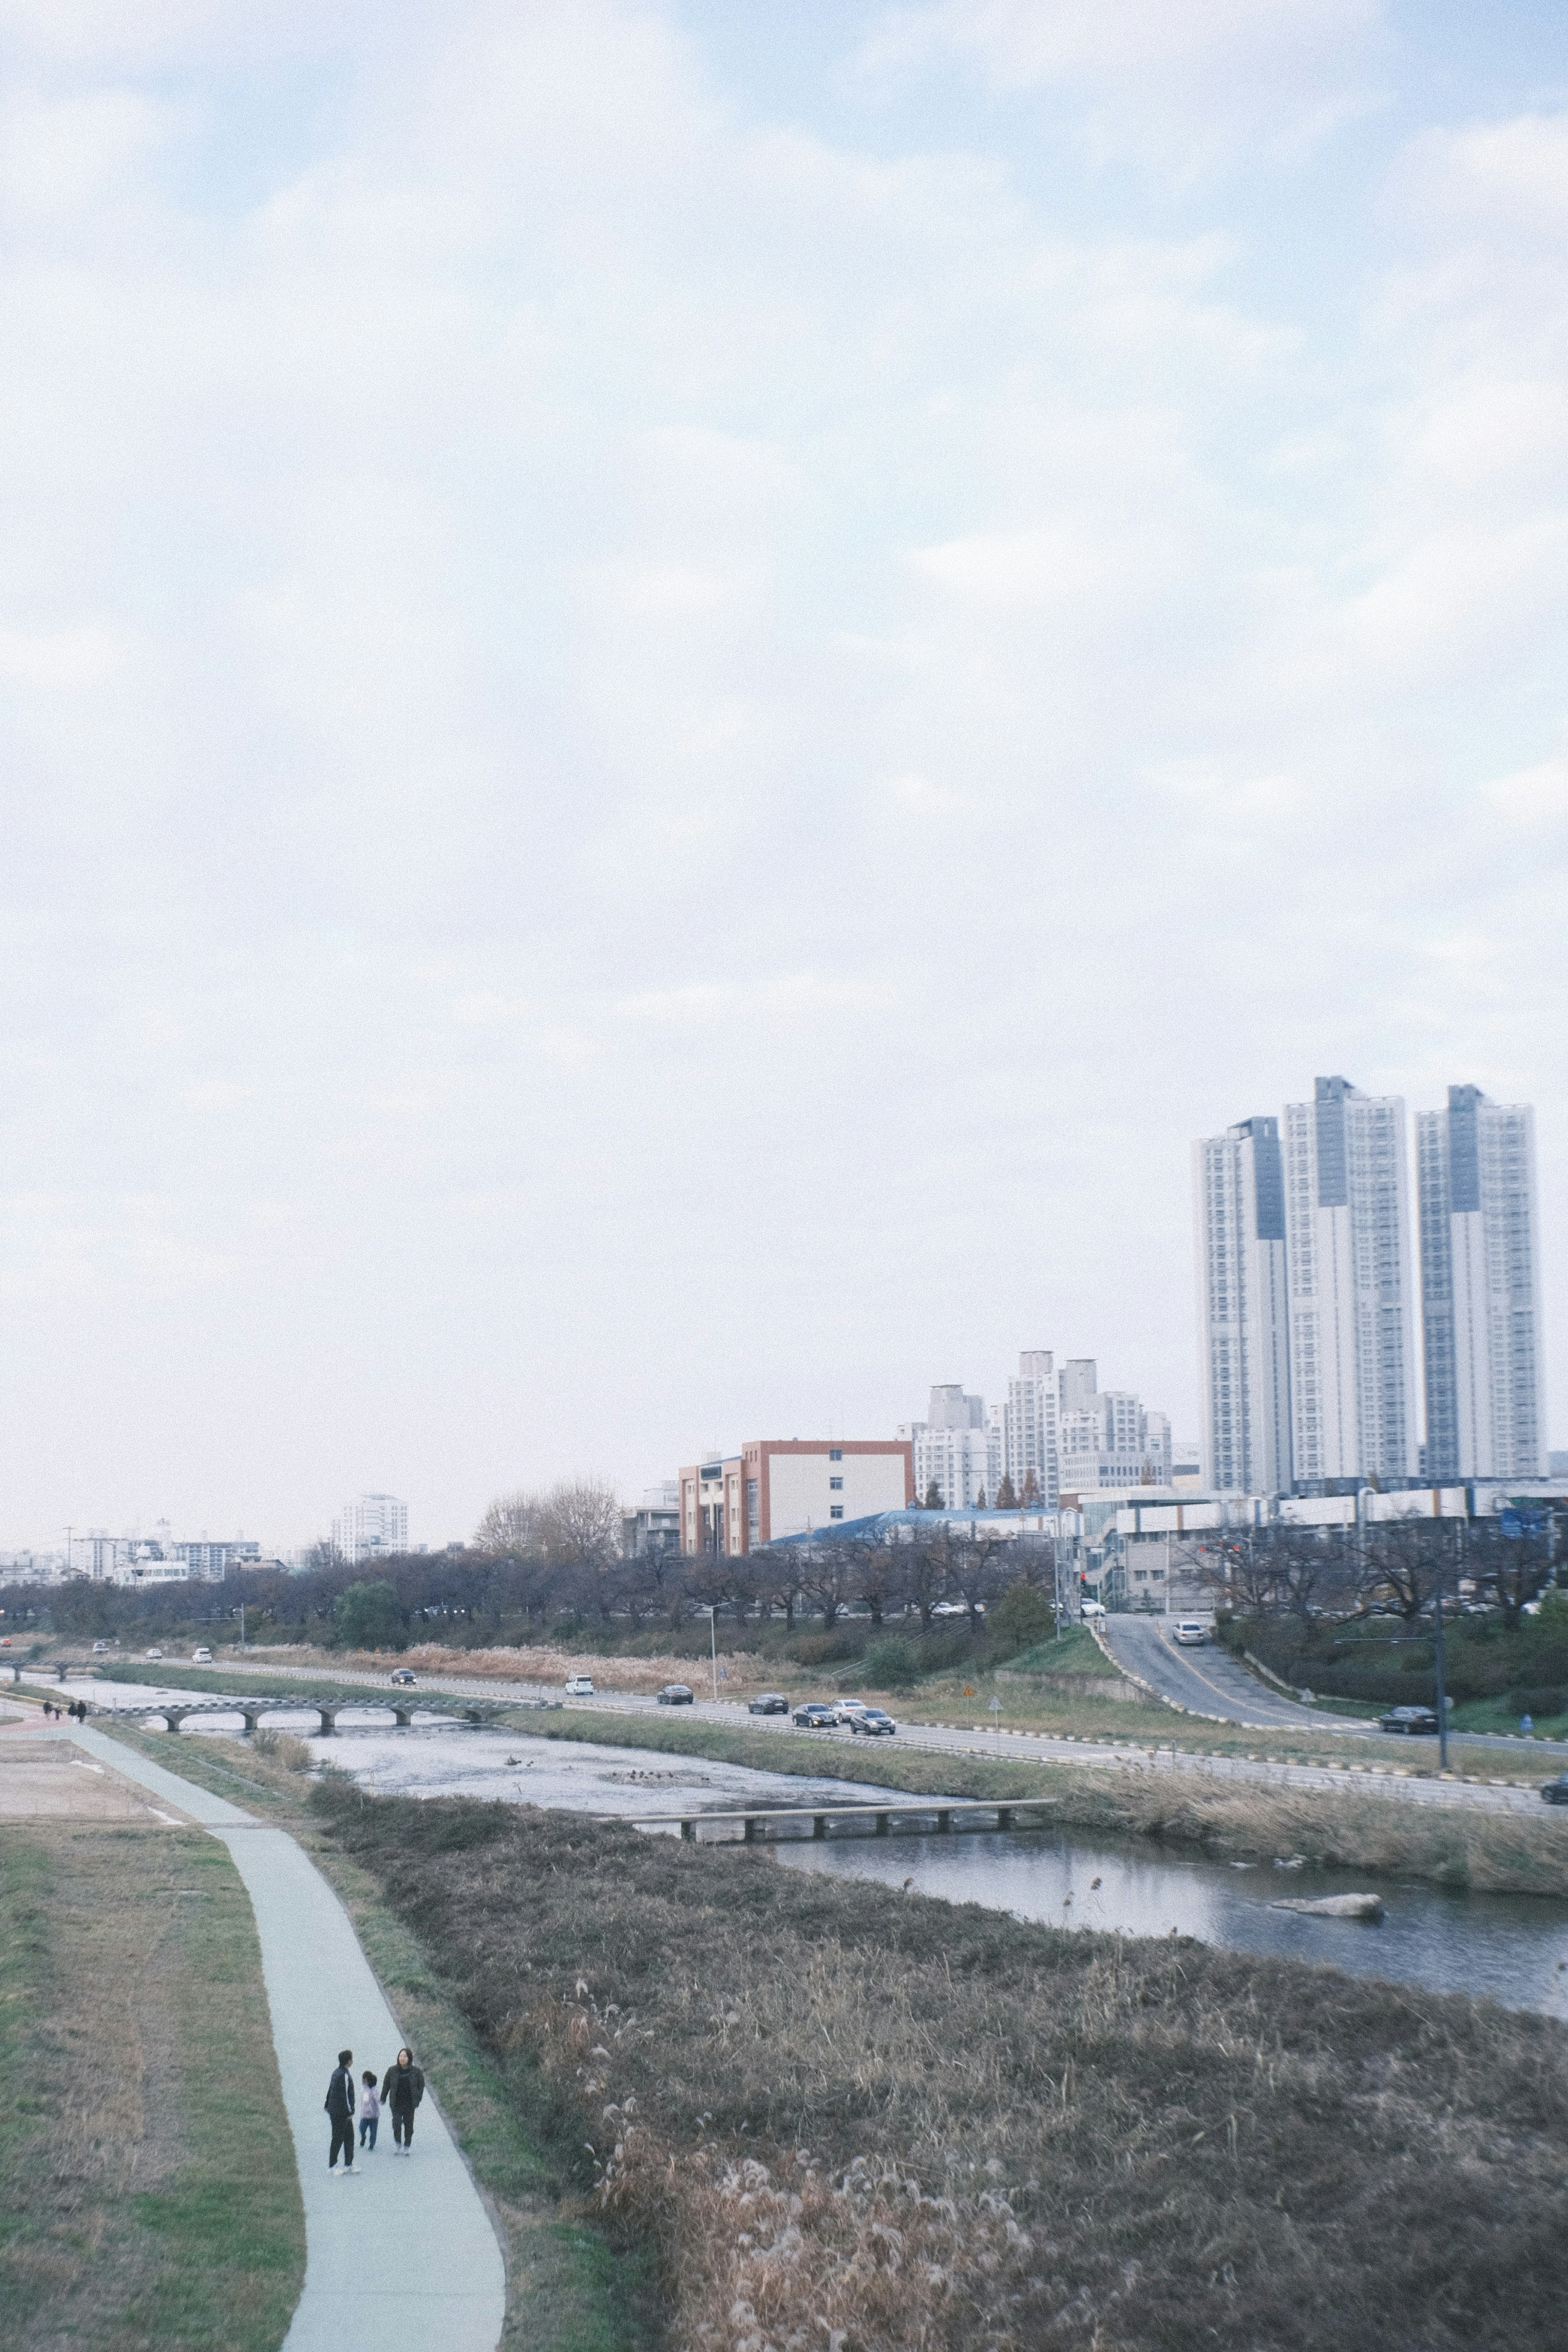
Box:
[2,0,1565,1552]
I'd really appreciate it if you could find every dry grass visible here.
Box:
[394,1642,780,1693]
[314,1785,1568,2352]
[0,1820,303,2352]
[249,1728,314,1771]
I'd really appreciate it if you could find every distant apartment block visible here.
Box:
[1004,1351,1061,1506]
[1283,1075,1417,1483]
[334,1492,410,1565]
[1193,1116,1292,1493]
[906,1360,1167,1507]
[679,1441,913,1556]
[1417,1085,1546,1478]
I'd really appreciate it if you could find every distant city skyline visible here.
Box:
[0,6,1564,1549]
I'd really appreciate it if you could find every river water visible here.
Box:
[86,1685,1568,2022]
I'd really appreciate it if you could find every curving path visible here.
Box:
[62,1722,505,2352]
[1096,1615,1345,1728]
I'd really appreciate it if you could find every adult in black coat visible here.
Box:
[381,2047,424,2153]
[324,2048,358,2174]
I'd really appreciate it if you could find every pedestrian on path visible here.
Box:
[358,2070,380,2153]
[381,2047,423,2153]
[325,2048,359,2175]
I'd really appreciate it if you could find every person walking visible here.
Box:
[325,2048,359,2175]
[358,2069,381,2154]
[381,2047,424,2154]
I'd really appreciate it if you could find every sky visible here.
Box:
[1,0,1566,1553]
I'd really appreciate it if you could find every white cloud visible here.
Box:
[1483,755,1568,829]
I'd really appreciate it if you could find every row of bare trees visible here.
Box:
[470,1489,1051,1633]
[1180,1514,1561,1632]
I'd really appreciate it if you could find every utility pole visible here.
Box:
[1433,1586,1450,1774]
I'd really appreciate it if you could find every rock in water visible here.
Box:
[1271,1892,1385,1922]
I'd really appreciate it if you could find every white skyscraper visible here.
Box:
[1417,1086,1546,1478]
[1003,1350,1060,1505]
[334,1492,410,1564]
[1193,1117,1292,1493]
[1283,1076,1417,1483]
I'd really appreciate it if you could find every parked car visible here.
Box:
[1170,1621,1207,1647]
[657,1683,695,1706]
[1080,1601,1107,1620]
[92,1640,111,1654]
[748,1692,788,1715]
[564,1674,595,1696]
[792,1702,837,1729]
[851,1708,897,1737]
[831,1699,871,1725]
[1378,1705,1439,1735]
[930,1601,982,1619]
[1540,1776,1568,1806]
[192,1647,213,1664]
[145,1648,164,1661]
[390,1667,416,1687]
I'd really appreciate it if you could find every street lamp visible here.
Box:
[699,1603,719,1703]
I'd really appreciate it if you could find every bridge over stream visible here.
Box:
[78,1690,548,1736]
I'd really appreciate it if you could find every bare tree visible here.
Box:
[1465,1515,1559,1628]
[1350,1518,1465,1625]
[473,1491,546,1557]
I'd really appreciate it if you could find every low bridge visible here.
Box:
[79,1693,537,1737]
[607,1796,1060,1844]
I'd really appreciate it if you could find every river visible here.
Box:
[85,1687,1568,2022]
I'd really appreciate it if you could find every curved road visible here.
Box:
[62,1722,506,2352]
[1097,1617,1349,1729]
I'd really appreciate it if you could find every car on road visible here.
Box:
[851,1708,897,1737]
[145,1648,164,1661]
[192,1647,213,1664]
[1378,1705,1439,1735]
[92,1640,111,1654]
[1540,1776,1568,1805]
[390,1667,416,1687]
[1080,1601,1107,1620]
[657,1683,695,1705]
[1170,1621,1207,1647]
[564,1674,595,1696]
[930,1601,982,1619]
[792,1702,837,1729]
[748,1692,788,1714]
[831,1699,871,1725]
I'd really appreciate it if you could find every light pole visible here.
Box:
[700,1604,719,1703]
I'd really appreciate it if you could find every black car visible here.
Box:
[792,1702,836,1729]
[748,1692,788,1715]
[851,1708,897,1737]
[1541,1776,1568,1806]
[657,1683,695,1706]
[1378,1705,1439,1735]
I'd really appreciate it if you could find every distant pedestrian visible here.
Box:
[325,2048,359,2175]
[358,2070,380,2152]
[381,2047,424,2153]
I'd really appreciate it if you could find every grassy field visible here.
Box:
[521,1705,1568,1897]
[310,1780,1568,2352]
[91,1720,653,2352]
[0,1818,303,2352]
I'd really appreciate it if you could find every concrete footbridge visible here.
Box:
[78,1689,537,1737]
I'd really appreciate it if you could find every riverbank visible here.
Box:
[517,1707,1568,1898]
[310,1777,1568,2352]
[90,1720,650,2352]
[0,1801,303,2352]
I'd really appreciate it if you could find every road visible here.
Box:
[52,1659,1568,1822]
[1096,1616,1568,1763]
[53,1719,506,2352]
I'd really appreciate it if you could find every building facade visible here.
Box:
[1003,1350,1060,1505]
[1193,1116,1293,1493]
[333,1493,410,1565]
[679,1441,913,1556]
[1417,1085,1546,1478]
[1283,1076,1417,1483]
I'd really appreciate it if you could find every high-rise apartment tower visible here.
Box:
[1193,1117,1292,1492]
[1417,1086,1546,1478]
[1282,1077,1417,1482]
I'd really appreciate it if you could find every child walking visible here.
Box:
[358,2069,381,2153]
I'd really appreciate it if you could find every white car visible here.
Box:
[192,1647,214,1664]
[1080,1601,1107,1621]
[1170,1621,1208,1648]
[145,1648,164,1661]
[831,1699,871,1725]
[564,1674,595,1697]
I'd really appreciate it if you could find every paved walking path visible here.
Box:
[60,1723,506,2352]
